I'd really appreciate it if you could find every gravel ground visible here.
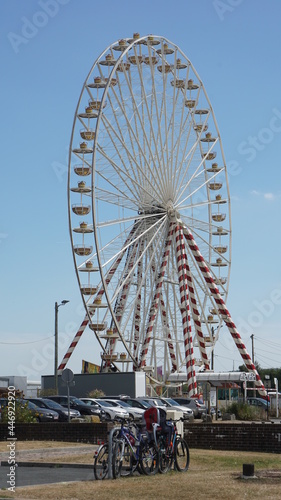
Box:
[0,444,98,464]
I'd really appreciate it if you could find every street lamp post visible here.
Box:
[264,374,270,421]
[54,300,69,393]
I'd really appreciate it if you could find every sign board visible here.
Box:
[61,368,74,383]
[239,372,256,381]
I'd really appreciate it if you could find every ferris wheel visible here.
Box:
[60,33,265,397]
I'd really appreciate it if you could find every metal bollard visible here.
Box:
[108,426,119,479]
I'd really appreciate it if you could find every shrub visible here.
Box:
[1,401,37,423]
[87,389,105,398]
[224,402,261,421]
[39,388,57,397]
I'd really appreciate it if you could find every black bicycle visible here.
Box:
[112,418,159,478]
[94,417,159,479]
[157,417,190,473]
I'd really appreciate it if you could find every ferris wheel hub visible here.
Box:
[167,200,178,221]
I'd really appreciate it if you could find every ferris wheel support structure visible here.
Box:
[182,224,266,395]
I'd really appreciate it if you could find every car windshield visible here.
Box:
[164,398,180,406]
[25,401,37,409]
[43,399,63,410]
[96,400,113,407]
[141,400,151,408]
[104,400,119,407]
[30,400,46,408]
[71,397,87,406]
[116,400,130,408]
[148,399,165,407]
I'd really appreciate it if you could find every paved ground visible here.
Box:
[0,463,95,488]
[0,445,97,488]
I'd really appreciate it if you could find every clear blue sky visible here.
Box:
[1,0,281,381]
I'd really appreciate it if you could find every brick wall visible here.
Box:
[0,422,108,445]
[1,422,281,453]
[184,422,281,454]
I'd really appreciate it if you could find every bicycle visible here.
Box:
[93,417,124,480]
[156,417,190,473]
[94,441,109,480]
[93,417,159,479]
[112,418,159,478]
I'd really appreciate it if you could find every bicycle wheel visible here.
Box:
[174,437,190,472]
[112,440,136,478]
[140,441,159,476]
[159,446,173,474]
[94,443,109,480]
[122,441,138,476]
[112,440,123,479]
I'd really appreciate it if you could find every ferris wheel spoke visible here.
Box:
[121,62,160,169]
[103,85,147,189]
[99,105,143,195]
[112,71,147,184]
[104,84,165,197]
[175,136,219,209]
[94,186,139,211]
[118,66,166,193]
[96,140,158,206]
[145,45,170,192]
[110,219,168,305]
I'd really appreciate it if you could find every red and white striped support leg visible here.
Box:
[184,252,210,370]
[106,240,139,365]
[58,318,88,374]
[58,229,137,374]
[132,247,143,365]
[159,295,178,373]
[182,224,266,397]
[175,225,197,397]
[139,224,174,368]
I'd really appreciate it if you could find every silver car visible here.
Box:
[159,397,194,420]
[80,398,129,421]
[105,399,144,421]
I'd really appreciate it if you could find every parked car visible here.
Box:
[118,397,152,411]
[0,398,59,422]
[47,395,104,418]
[136,397,167,409]
[26,397,81,421]
[80,398,129,421]
[159,397,194,420]
[247,397,269,409]
[173,397,207,418]
[104,399,144,421]
[22,400,59,422]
